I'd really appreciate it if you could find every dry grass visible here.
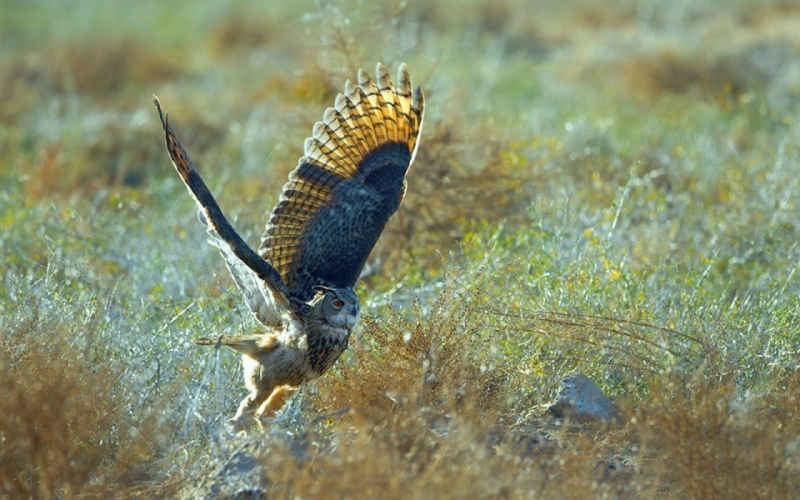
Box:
[318,276,506,415]
[48,39,182,95]
[0,39,182,111]
[0,302,160,498]
[636,375,800,499]
[374,122,534,281]
[142,283,800,498]
[2,274,798,498]
[617,45,787,104]
[25,123,167,200]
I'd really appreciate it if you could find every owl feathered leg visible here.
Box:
[196,334,306,431]
[230,390,271,433]
[229,385,297,432]
[192,334,279,357]
[255,385,297,418]
[152,96,292,311]
[193,334,285,432]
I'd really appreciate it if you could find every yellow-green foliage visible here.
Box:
[2,0,799,497]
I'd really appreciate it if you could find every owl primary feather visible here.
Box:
[154,63,425,430]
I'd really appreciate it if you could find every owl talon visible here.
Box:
[227,416,252,435]
[254,418,266,432]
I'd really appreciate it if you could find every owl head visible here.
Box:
[308,286,360,330]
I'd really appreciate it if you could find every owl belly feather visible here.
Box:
[306,323,352,379]
[245,325,351,394]
[245,349,307,392]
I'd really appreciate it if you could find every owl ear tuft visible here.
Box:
[310,285,333,303]
[289,297,310,316]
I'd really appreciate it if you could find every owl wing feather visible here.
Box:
[153,97,293,323]
[259,63,425,302]
[197,212,284,327]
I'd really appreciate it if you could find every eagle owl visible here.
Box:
[153,63,425,430]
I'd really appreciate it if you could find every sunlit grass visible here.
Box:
[1,0,799,497]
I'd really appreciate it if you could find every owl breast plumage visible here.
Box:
[154,63,424,429]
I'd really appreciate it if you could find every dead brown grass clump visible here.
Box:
[474,0,514,35]
[568,2,636,30]
[23,107,227,202]
[49,38,183,95]
[618,39,796,105]
[25,130,159,201]
[264,413,616,499]
[262,283,642,499]
[317,277,507,418]
[0,318,157,498]
[619,49,710,103]
[633,374,800,498]
[372,122,534,279]
[742,0,800,25]
[0,52,54,124]
[253,66,341,108]
[305,295,800,498]
[0,37,183,123]
[207,10,276,55]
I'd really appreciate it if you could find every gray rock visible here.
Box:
[179,439,269,499]
[548,372,620,424]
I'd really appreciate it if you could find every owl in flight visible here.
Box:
[154,63,425,430]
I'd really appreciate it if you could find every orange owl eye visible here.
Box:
[332,299,345,308]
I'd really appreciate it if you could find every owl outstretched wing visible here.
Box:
[153,97,293,324]
[259,63,425,302]
[197,212,284,327]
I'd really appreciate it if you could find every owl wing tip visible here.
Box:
[301,63,424,172]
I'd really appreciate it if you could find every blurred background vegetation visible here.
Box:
[1,0,799,497]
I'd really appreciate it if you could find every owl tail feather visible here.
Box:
[192,334,279,356]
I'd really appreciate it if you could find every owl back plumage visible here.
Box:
[259,63,425,302]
